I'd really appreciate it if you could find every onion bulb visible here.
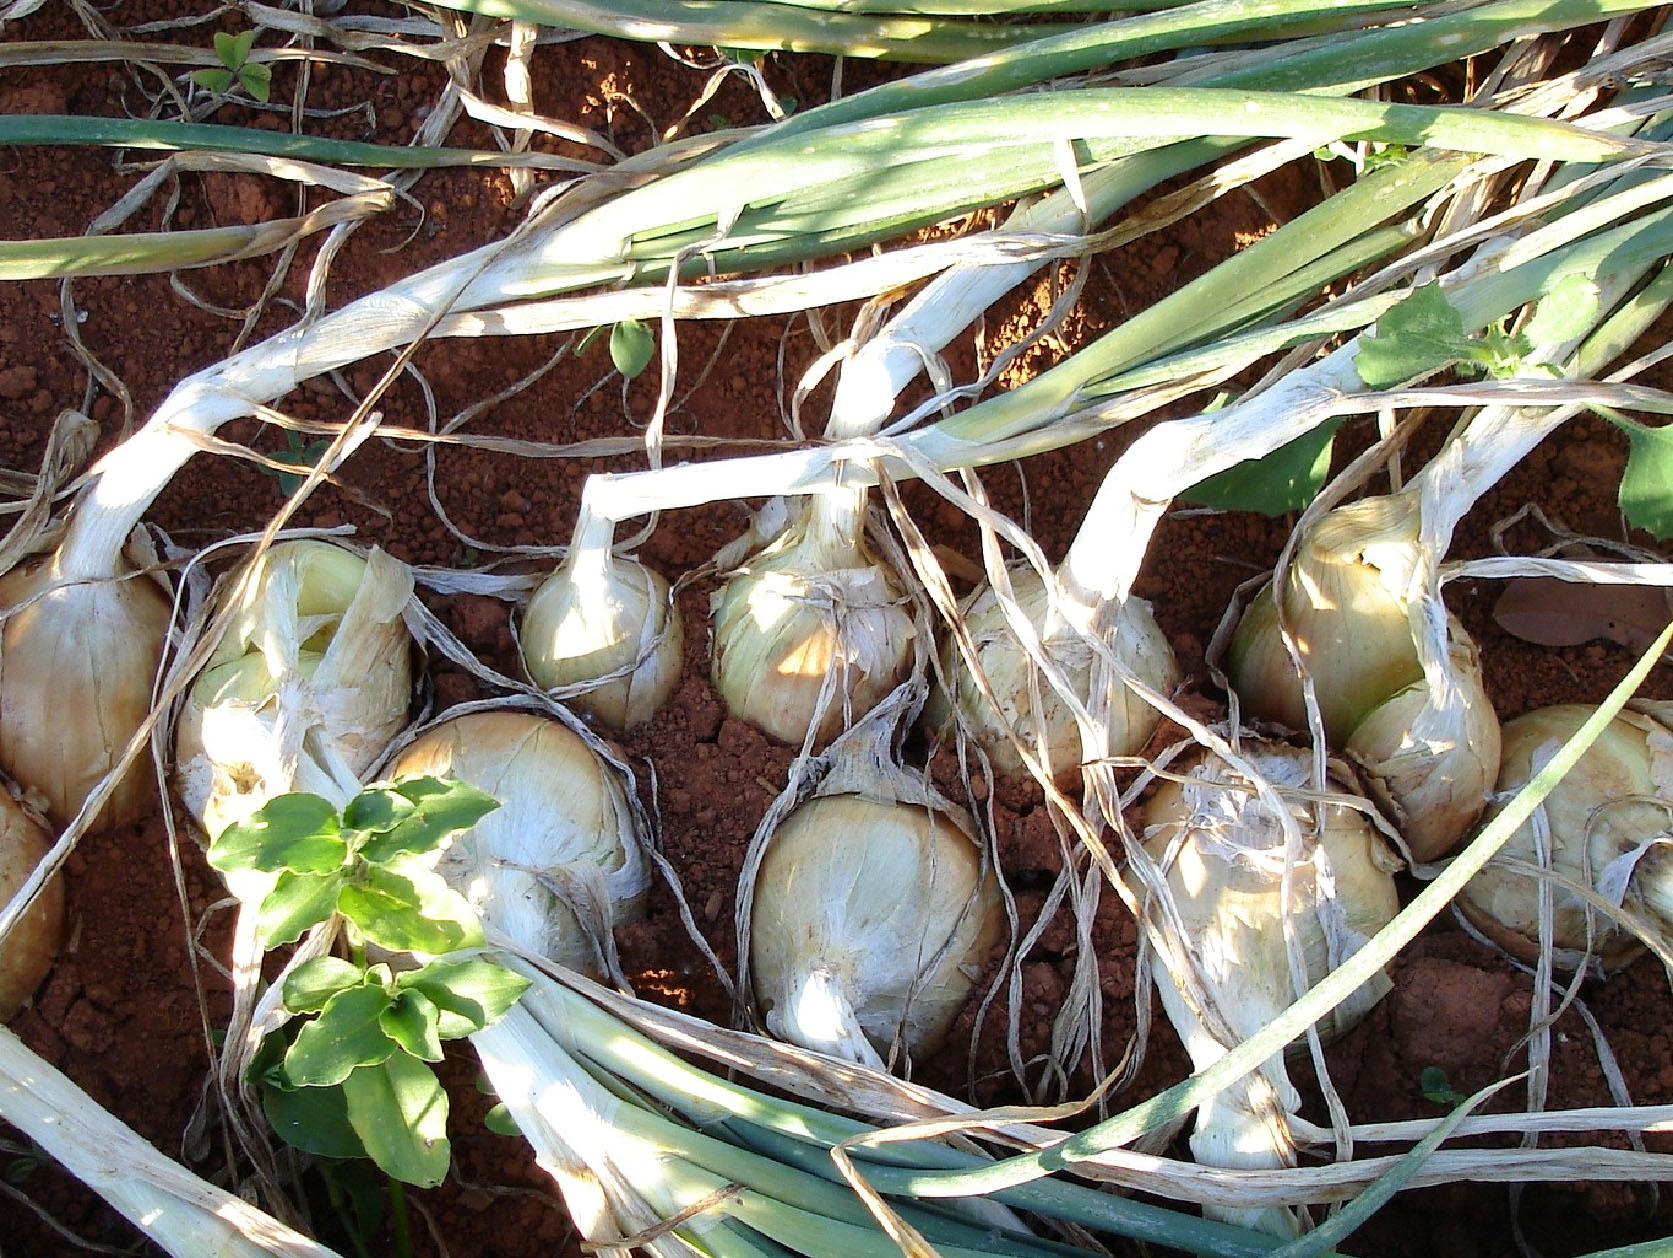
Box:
[1140,737,1401,1237]
[175,540,414,842]
[0,551,171,829]
[926,560,1177,785]
[1226,492,1498,861]
[389,709,647,976]
[712,492,914,747]
[0,788,62,1020]
[748,754,1000,1069]
[521,548,682,733]
[1459,703,1673,969]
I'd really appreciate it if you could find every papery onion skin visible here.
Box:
[750,793,1000,1067]
[1141,738,1401,1237]
[0,790,63,1020]
[174,540,413,841]
[712,508,914,748]
[1344,621,1501,863]
[522,555,683,733]
[0,556,171,829]
[926,562,1177,786]
[1226,495,1424,744]
[1459,704,1673,969]
[1225,494,1500,862]
[391,710,647,976]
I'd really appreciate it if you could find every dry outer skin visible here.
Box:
[2,4,1672,1257]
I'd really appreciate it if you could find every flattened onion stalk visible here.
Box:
[521,543,683,733]
[1227,491,1500,861]
[389,709,648,978]
[0,786,62,1020]
[175,539,415,844]
[0,549,171,828]
[1140,737,1401,1237]
[748,740,1001,1070]
[1459,702,1673,970]
[927,560,1176,785]
[713,490,914,747]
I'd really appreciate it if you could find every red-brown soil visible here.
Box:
[2,4,1671,1257]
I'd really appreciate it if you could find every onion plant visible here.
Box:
[7,0,1654,830]
[858,625,1673,1233]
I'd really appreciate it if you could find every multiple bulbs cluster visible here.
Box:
[0,473,1667,1245]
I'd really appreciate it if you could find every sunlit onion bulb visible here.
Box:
[712,495,914,747]
[391,710,646,975]
[1227,496,1423,741]
[750,792,1001,1069]
[522,550,683,733]
[1141,738,1401,1237]
[0,554,171,829]
[175,540,414,842]
[1459,703,1673,969]
[0,789,62,1020]
[1226,493,1498,860]
[1343,625,1501,863]
[926,561,1177,785]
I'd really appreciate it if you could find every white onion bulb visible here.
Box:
[1227,493,1499,860]
[0,553,171,828]
[1459,703,1673,969]
[521,550,682,733]
[0,788,62,1020]
[712,495,914,747]
[750,791,1000,1069]
[390,709,648,976]
[1141,737,1401,1237]
[175,540,414,842]
[927,561,1177,785]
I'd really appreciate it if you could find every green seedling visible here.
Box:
[1592,404,1673,539]
[1418,1065,1467,1105]
[1357,274,1600,389]
[209,779,529,1188]
[266,429,334,498]
[191,30,273,104]
[609,318,656,380]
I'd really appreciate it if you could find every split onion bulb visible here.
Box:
[926,561,1177,785]
[712,494,914,747]
[1342,627,1500,864]
[390,710,648,976]
[0,551,171,828]
[521,550,682,733]
[1459,703,1673,969]
[1227,496,1424,741]
[750,791,1001,1069]
[1140,737,1401,1237]
[175,540,414,843]
[1226,493,1499,861]
[0,789,63,1020]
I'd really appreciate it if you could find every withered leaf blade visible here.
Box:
[1493,577,1673,650]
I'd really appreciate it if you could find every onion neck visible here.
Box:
[800,486,869,571]
[58,409,220,581]
[770,967,886,1071]
[564,500,620,589]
